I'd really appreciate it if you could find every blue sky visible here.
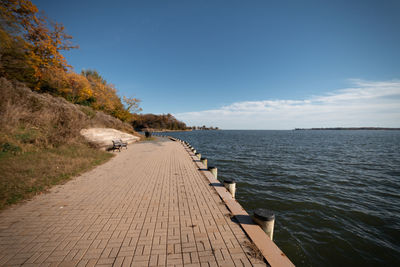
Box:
[34,0,400,129]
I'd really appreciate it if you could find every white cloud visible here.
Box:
[174,79,400,129]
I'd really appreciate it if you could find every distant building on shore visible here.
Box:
[190,125,219,130]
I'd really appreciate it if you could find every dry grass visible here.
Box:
[0,77,135,147]
[0,78,136,210]
[0,143,112,210]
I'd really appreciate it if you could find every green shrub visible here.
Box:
[14,128,39,144]
[79,105,96,119]
[1,142,21,154]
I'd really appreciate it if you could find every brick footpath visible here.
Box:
[0,138,266,267]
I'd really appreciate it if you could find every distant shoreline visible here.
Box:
[294,127,400,130]
[148,129,192,132]
[151,129,220,132]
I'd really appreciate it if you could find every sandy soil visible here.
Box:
[80,128,140,149]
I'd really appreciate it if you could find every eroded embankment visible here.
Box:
[0,78,138,209]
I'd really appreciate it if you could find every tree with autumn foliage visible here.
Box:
[123,96,142,114]
[0,1,36,85]
[131,113,187,131]
[0,0,143,123]
[82,70,121,112]
[0,0,76,89]
[65,72,93,103]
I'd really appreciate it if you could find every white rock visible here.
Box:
[80,128,140,150]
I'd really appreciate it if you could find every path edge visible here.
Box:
[171,137,295,267]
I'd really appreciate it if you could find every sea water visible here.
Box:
[163,130,400,266]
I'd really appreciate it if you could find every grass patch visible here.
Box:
[0,143,113,210]
[14,127,40,144]
[143,136,157,141]
[1,142,22,154]
[79,105,96,119]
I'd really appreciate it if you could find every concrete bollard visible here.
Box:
[223,180,236,198]
[195,153,201,159]
[253,209,275,240]
[208,166,218,178]
[201,158,207,169]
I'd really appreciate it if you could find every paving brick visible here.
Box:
[96,257,115,265]
[0,139,266,266]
